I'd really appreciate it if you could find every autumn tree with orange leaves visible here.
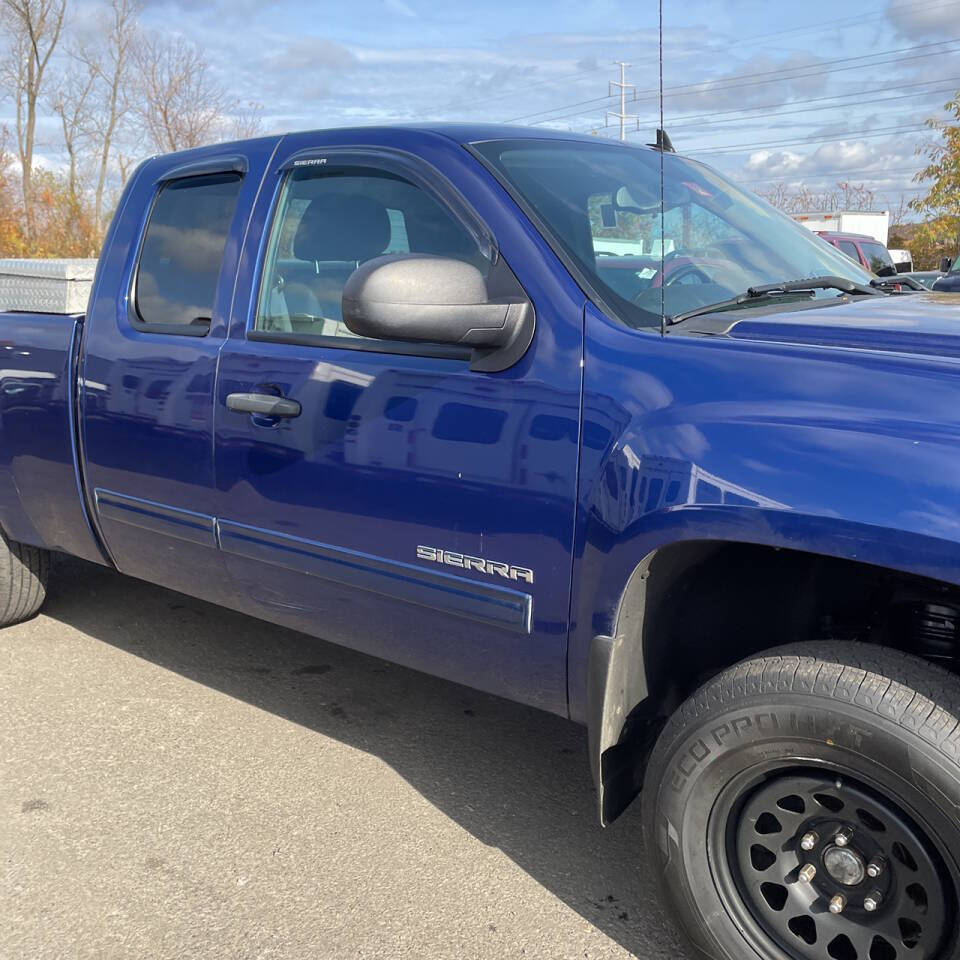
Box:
[906,94,960,269]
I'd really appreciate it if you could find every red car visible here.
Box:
[818,230,896,275]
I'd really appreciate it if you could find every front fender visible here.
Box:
[573,304,960,822]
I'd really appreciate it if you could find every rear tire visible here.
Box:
[0,532,50,626]
[642,642,960,960]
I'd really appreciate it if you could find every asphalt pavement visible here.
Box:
[1,555,693,960]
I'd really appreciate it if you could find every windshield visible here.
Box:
[859,241,894,274]
[471,138,874,328]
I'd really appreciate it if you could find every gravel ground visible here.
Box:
[1,555,693,960]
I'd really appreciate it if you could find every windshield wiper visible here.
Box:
[670,275,883,325]
[870,275,925,292]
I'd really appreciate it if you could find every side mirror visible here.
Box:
[940,256,953,274]
[875,264,897,277]
[342,254,535,373]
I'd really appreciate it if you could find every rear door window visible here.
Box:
[134,173,243,332]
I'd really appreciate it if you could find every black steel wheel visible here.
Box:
[642,643,960,960]
[715,768,952,960]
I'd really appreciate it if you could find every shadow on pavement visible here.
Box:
[44,555,691,959]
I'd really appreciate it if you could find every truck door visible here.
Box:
[213,136,584,715]
[80,146,271,605]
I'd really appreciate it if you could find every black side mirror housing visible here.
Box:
[875,264,897,277]
[940,256,953,274]
[342,254,535,372]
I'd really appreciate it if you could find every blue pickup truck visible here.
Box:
[2,124,959,960]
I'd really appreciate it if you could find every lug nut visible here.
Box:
[864,891,883,912]
[829,894,847,915]
[799,864,818,884]
[800,831,819,852]
[867,856,886,878]
[834,826,854,848]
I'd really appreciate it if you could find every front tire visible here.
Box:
[0,532,50,626]
[642,643,960,960]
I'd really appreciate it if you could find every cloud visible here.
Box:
[810,141,878,169]
[885,0,950,39]
[744,150,806,176]
[265,38,356,72]
[664,53,830,115]
[736,136,924,205]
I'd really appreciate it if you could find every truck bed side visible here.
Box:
[0,311,106,564]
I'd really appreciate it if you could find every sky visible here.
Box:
[31,0,960,212]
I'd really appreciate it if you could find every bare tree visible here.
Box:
[49,56,96,205]
[835,181,876,211]
[757,183,792,210]
[134,35,227,153]
[889,193,911,230]
[0,0,67,240]
[116,150,134,186]
[231,100,264,142]
[755,180,877,215]
[81,0,138,233]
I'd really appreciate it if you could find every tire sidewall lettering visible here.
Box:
[651,696,960,960]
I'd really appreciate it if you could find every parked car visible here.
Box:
[902,270,944,290]
[934,253,960,291]
[1,125,958,960]
[817,229,898,274]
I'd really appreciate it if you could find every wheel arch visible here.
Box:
[586,529,960,826]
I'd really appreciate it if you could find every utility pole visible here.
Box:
[606,61,638,141]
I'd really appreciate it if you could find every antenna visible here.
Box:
[659,0,666,337]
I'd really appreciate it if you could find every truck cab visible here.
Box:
[1,125,959,960]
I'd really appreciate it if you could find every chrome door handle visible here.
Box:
[226,392,301,418]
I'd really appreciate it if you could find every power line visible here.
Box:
[574,81,952,141]
[727,0,960,48]
[746,182,928,196]
[639,77,960,132]
[689,122,929,156]
[483,0,960,125]
[740,165,927,186]
[506,37,960,127]
[433,63,609,115]
[513,36,959,123]
[636,38,960,104]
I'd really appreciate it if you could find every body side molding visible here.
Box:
[94,489,218,548]
[217,519,533,634]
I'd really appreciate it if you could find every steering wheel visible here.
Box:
[645,255,714,292]
[664,263,714,286]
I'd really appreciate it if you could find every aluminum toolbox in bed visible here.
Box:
[0,259,98,314]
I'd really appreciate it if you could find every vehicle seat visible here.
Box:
[284,193,392,336]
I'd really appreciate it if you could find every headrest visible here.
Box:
[293,193,391,263]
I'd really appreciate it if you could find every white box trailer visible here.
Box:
[0,258,98,314]
[791,210,890,245]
